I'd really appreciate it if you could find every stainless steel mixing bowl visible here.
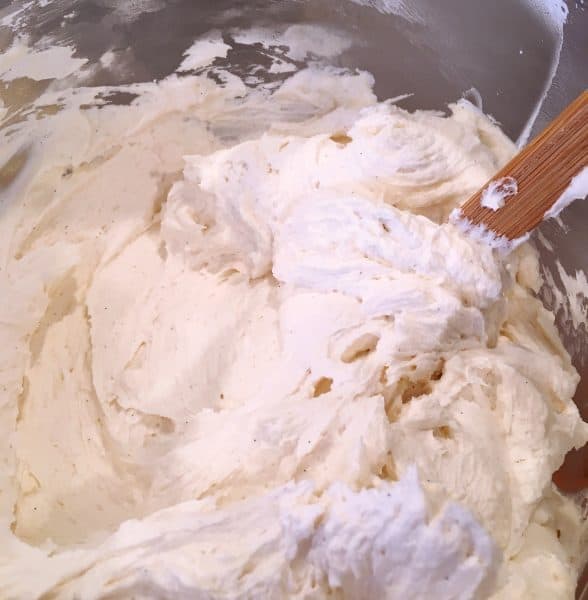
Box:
[1,0,586,594]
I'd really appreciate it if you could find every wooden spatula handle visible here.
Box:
[458,90,588,241]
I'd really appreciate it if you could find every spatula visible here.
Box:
[450,90,588,249]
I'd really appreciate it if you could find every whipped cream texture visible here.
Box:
[0,31,586,599]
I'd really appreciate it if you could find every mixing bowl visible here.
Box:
[1,0,586,595]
